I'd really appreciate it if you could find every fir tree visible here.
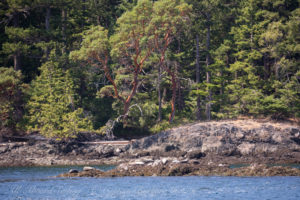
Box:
[26,52,92,139]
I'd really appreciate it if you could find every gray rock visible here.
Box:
[124,144,130,151]
[186,150,205,159]
[152,160,162,166]
[1,119,300,168]
[180,159,189,163]
[47,149,54,154]
[201,136,223,152]
[162,158,169,165]
[172,159,180,164]
[0,146,9,154]
[115,148,122,154]
[291,128,300,135]
[37,144,49,150]
[118,163,129,171]
[129,161,145,165]
[235,131,245,139]
[100,146,115,158]
[141,158,154,163]
[189,159,200,164]
[237,142,255,155]
[164,144,177,152]
[183,137,202,148]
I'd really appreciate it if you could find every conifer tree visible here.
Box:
[1,0,31,71]
[0,67,26,133]
[26,52,92,139]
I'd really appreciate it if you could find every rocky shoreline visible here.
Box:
[57,163,300,177]
[1,119,300,176]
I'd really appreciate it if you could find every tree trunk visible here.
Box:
[97,16,101,26]
[163,87,167,104]
[46,7,50,31]
[13,15,21,71]
[45,6,51,59]
[263,54,270,80]
[220,53,229,97]
[274,59,279,80]
[61,8,67,54]
[165,66,176,123]
[196,34,201,120]
[157,65,162,122]
[160,58,176,123]
[176,39,184,112]
[177,79,184,111]
[220,70,223,96]
[205,13,212,121]
[123,71,139,116]
[81,0,86,29]
[175,62,184,111]
[13,52,21,71]
[206,71,212,121]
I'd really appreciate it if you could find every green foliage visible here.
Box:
[273,75,300,118]
[0,67,27,130]
[1,0,300,138]
[110,0,154,61]
[221,0,300,119]
[26,55,93,138]
[124,101,159,129]
[70,26,110,62]
[150,120,170,133]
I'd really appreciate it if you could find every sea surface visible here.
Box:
[0,166,300,200]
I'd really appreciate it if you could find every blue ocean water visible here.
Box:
[0,166,300,200]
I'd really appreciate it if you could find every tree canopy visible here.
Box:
[0,0,299,139]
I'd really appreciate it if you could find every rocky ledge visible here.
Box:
[1,119,300,172]
[57,163,300,177]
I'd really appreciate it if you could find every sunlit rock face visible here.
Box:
[0,120,300,167]
[130,120,300,159]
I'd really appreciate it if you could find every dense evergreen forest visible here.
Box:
[0,0,299,139]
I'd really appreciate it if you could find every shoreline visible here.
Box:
[1,119,300,176]
[57,163,300,177]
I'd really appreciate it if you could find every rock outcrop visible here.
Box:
[57,163,300,177]
[128,120,300,164]
[0,140,130,166]
[0,119,300,167]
